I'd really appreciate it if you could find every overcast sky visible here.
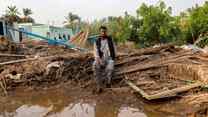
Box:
[0,0,207,26]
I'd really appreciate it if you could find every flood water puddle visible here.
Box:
[0,87,196,117]
[1,103,147,117]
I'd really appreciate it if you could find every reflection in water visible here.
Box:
[0,105,52,117]
[15,105,52,117]
[118,107,147,117]
[0,102,147,117]
[48,103,95,117]
[0,88,178,117]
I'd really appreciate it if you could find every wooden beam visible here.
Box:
[107,87,130,93]
[0,81,7,95]
[0,56,56,66]
[125,79,202,100]
[148,82,202,100]
[129,44,175,56]
[115,55,150,66]
[125,80,150,99]
[0,58,37,66]
[116,64,167,76]
[0,53,27,57]
[116,52,193,76]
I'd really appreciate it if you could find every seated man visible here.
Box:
[93,26,116,92]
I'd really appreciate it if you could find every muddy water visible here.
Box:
[0,86,196,117]
[0,103,147,117]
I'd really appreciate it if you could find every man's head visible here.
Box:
[99,26,108,37]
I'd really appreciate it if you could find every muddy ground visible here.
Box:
[1,41,208,117]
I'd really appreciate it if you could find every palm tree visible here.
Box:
[64,12,80,25]
[64,12,81,32]
[6,5,20,17]
[5,5,21,22]
[23,8,33,17]
[22,8,34,23]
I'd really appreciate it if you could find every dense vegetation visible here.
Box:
[1,6,34,23]
[1,1,208,47]
[82,1,208,47]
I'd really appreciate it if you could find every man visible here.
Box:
[93,26,116,92]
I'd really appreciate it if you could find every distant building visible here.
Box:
[0,20,20,42]
[18,23,74,40]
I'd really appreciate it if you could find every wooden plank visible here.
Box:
[117,53,193,76]
[0,53,27,57]
[148,82,202,100]
[0,58,37,66]
[129,44,175,57]
[125,80,150,99]
[116,64,167,76]
[0,56,56,66]
[115,55,150,66]
[107,87,130,93]
[125,79,202,100]
[0,81,7,95]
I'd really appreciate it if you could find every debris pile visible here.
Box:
[0,36,17,54]
[0,51,93,92]
[0,42,208,104]
[116,44,208,100]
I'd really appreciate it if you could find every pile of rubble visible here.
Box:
[1,41,208,105]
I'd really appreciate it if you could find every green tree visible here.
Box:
[6,5,20,17]
[21,8,34,23]
[23,8,32,17]
[4,5,21,22]
[85,1,208,47]
[89,13,136,43]
[187,2,208,43]
[137,1,179,46]
[109,12,135,43]
[64,12,81,32]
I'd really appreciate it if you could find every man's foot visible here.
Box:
[106,83,111,88]
[107,77,111,85]
[96,87,103,94]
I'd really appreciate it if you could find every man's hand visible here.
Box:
[95,57,102,64]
